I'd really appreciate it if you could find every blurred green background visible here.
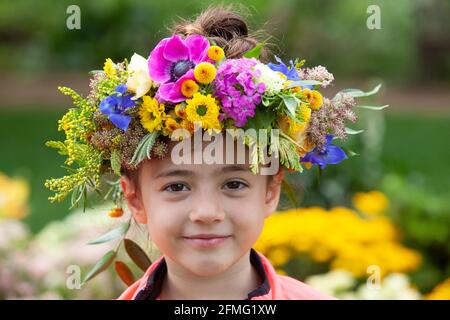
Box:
[0,0,449,299]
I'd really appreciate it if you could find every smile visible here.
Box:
[182,235,231,248]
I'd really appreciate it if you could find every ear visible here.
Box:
[263,167,285,218]
[120,175,147,224]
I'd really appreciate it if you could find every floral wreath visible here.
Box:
[45,33,385,214]
[43,33,386,285]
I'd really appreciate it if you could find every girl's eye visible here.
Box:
[223,180,248,190]
[164,183,189,192]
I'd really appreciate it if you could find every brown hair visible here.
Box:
[170,4,272,63]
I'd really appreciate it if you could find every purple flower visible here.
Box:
[301,135,347,169]
[148,34,211,103]
[99,84,136,131]
[213,58,265,127]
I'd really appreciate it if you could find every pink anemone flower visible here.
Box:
[148,34,211,103]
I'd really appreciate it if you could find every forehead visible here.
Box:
[142,131,254,178]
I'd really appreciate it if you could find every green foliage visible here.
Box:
[129,131,159,167]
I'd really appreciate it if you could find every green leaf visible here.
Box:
[110,150,122,176]
[82,250,116,285]
[243,105,277,130]
[124,239,152,272]
[87,222,130,245]
[285,80,322,88]
[129,132,159,167]
[243,42,265,59]
[356,104,389,110]
[281,95,299,119]
[340,146,359,157]
[345,127,364,135]
[339,84,382,98]
[278,134,302,172]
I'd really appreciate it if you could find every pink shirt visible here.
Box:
[117,248,335,300]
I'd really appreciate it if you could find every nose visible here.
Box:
[189,189,226,223]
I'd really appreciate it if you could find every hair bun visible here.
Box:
[171,5,271,62]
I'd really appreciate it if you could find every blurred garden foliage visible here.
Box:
[0,0,449,299]
[0,0,449,83]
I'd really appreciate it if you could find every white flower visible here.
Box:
[298,65,334,88]
[126,53,153,100]
[254,63,285,95]
[305,269,356,296]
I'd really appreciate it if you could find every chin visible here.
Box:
[186,255,232,277]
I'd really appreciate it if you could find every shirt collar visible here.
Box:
[134,248,270,300]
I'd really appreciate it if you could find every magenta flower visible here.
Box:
[214,58,265,127]
[148,34,211,103]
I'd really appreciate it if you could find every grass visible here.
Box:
[0,109,449,232]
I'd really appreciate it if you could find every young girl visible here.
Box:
[117,7,334,300]
[46,4,374,300]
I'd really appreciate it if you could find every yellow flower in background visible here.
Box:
[353,191,389,215]
[254,205,421,278]
[207,46,225,61]
[426,278,450,300]
[194,62,217,84]
[267,247,292,267]
[181,79,199,98]
[103,58,117,78]
[310,90,323,110]
[0,172,30,220]
[139,96,166,133]
[186,93,222,133]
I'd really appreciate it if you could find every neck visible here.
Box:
[159,250,261,300]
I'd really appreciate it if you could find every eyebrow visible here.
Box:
[154,165,250,179]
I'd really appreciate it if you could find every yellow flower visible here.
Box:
[103,58,117,78]
[108,207,124,218]
[302,89,323,110]
[278,72,288,81]
[303,162,313,170]
[194,62,217,84]
[310,90,323,110]
[426,278,450,300]
[186,93,222,133]
[174,103,188,119]
[254,204,421,278]
[181,79,199,97]
[267,247,291,267]
[139,96,166,133]
[278,105,310,141]
[181,119,195,135]
[0,173,30,220]
[207,45,225,61]
[352,191,389,216]
[163,116,182,136]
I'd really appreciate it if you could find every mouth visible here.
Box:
[182,235,232,248]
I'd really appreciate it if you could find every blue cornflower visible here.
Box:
[268,56,313,89]
[100,84,136,131]
[301,135,348,169]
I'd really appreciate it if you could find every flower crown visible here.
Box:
[45,34,384,211]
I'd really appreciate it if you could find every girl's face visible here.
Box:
[121,136,284,277]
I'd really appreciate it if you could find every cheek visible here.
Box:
[140,190,184,244]
[227,189,267,240]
